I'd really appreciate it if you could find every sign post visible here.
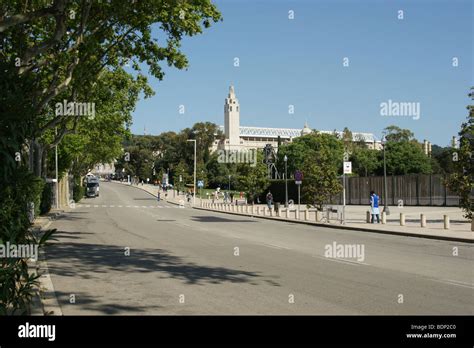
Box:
[295,170,303,217]
[198,180,204,204]
[343,160,352,224]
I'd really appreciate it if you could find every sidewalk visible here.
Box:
[111,181,473,243]
[29,212,64,316]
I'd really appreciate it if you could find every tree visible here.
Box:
[447,87,473,220]
[278,133,344,209]
[351,147,380,176]
[384,125,414,142]
[382,141,432,175]
[236,151,269,203]
[1,0,222,176]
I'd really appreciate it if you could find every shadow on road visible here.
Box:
[52,290,162,314]
[45,239,269,286]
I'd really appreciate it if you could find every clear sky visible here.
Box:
[131,0,473,147]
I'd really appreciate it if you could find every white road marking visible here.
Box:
[312,255,368,266]
[85,205,90,208]
[94,205,99,208]
[102,205,107,207]
[118,205,123,208]
[263,243,290,250]
[433,279,474,289]
[110,205,115,208]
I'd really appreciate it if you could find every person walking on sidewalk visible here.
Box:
[370,190,380,223]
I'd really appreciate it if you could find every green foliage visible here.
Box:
[72,177,85,203]
[447,87,474,220]
[351,147,380,176]
[384,125,415,142]
[383,141,432,175]
[278,133,344,209]
[0,167,55,315]
[235,151,270,203]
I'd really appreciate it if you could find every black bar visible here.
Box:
[0,316,472,346]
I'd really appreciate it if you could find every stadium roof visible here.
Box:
[218,125,378,142]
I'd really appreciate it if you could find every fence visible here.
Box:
[264,174,460,207]
[340,174,458,206]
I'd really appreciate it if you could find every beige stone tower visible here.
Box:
[224,85,240,149]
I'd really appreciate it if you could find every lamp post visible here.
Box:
[284,155,288,208]
[382,134,390,215]
[186,139,196,206]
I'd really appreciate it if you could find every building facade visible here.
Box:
[212,86,382,152]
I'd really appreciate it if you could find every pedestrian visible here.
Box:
[230,192,234,203]
[157,191,161,201]
[266,191,273,210]
[370,190,380,223]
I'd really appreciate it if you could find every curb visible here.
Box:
[193,206,474,244]
[111,181,190,207]
[29,217,63,316]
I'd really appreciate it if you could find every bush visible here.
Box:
[73,176,84,202]
[0,166,55,315]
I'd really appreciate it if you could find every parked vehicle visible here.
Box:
[86,176,100,198]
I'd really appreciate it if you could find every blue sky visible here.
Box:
[131,0,473,146]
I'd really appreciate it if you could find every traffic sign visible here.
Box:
[197,180,204,188]
[295,170,303,185]
[343,161,352,174]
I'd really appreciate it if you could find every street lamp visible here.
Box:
[186,139,197,205]
[284,155,288,208]
[381,133,390,215]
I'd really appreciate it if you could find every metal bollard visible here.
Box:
[420,214,426,227]
[444,215,450,230]
[294,210,298,220]
[400,213,405,226]
[285,209,289,219]
[304,209,309,221]
[366,211,371,223]
[316,211,321,222]
[382,211,386,224]
[277,207,281,217]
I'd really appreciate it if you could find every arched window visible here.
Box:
[237,106,239,112]
[230,106,232,111]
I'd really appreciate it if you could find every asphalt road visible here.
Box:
[45,182,474,315]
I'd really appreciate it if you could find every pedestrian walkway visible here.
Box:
[197,202,473,243]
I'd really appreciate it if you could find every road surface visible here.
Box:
[44,182,473,314]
